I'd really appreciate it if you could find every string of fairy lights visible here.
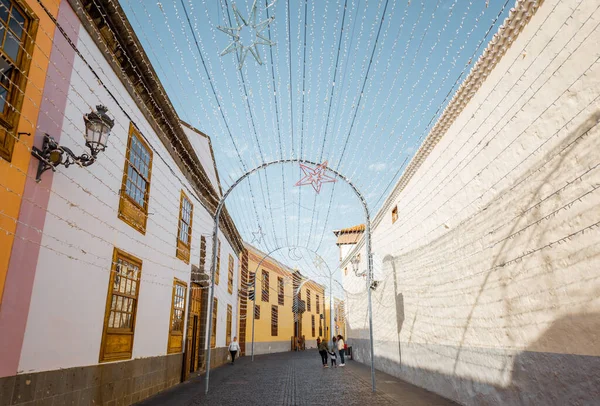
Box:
[118,0,510,320]
[339,0,600,369]
[4,0,585,347]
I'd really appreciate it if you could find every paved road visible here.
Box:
[136,351,456,406]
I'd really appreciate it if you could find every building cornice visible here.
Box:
[372,0,544,230]
[341,0,543,269]
[67,0,244,254]
[180,121,224,198]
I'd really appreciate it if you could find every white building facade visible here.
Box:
[341,0,600,404]
[0,1,243,404]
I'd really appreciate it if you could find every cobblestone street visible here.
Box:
[136,351,455,406]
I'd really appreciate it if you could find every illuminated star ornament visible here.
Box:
[294,161,337,194]
[217,0,276,70]
[250,226,265,244]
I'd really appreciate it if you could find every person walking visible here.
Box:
[329,336,338,368]
[337,335,346,366]
[228,336,240,365]
[317,337,329,367]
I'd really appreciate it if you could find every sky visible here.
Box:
[121,0,512,292]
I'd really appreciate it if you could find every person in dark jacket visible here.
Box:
[317,337,329,367]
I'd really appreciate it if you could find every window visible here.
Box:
[226,304,232,344]
[311,315,315,337]
[254,304,260,320]
[306,289,311,312]
[215,240,221,285]
[0,0,34,162]
[199,236,206,272]
[210,298,218,348]
[319,323,323,337]
[167,279,187,353]
[227,254,234,294]
[248,271,256,301]
[119,124,153,233]
[261,270,269,302]
[271,305,278,336]
[249,271,256,289]
[392,205,398,224]
[277,277,284,305]
[176,191,193,263]
[316,294,320,314]
[99,248,142,362]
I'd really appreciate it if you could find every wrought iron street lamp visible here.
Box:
[351,255,364,277]
[32,105,115,181]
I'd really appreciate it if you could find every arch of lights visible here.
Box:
[205,159,376,393]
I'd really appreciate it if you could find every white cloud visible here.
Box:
[368,162,387,172]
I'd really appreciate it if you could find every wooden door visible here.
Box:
[190,315,198,373]
[184,283,202,378]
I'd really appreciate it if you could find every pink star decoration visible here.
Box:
[294,161,336,193]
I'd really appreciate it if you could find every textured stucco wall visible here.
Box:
[344,0,600,404]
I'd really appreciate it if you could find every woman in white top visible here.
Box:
[337,335,346,366]
[228,336,240,364]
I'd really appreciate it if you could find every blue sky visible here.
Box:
[122,0,512,288]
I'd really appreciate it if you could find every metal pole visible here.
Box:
[199,159,374,392]
[366,220,376,392]
[329,275,334,346]
[204,207,222,395]
[251,276,256,361]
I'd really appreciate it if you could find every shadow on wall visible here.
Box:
[509,312,600,405]
[345,112,600,404]
[347,312,600,405]
[451,110,600,380]
[385,254,404,366]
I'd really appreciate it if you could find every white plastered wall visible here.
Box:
[343,0,600,403]
[18,21,239,373]
[181,125,221,197]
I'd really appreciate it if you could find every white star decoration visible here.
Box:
[294,161,337,194]
[250,226,265,244]
[217,0,276,70]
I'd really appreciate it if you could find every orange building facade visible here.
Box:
[0,0,58,304]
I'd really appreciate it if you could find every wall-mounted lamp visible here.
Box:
[351,256,363,277]
[351,255,377,289]
[32,105,115,182]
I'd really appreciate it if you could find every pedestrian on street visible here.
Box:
[337,335,346,366]
[317,337,329,367]
[228,336,240,365]
[329,336,338,368]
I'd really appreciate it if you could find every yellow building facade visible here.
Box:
[240,244,328,354]
[0,0,59,304]
[241,244,295,355]
[320,295,346,345]
[294,272,326,349]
